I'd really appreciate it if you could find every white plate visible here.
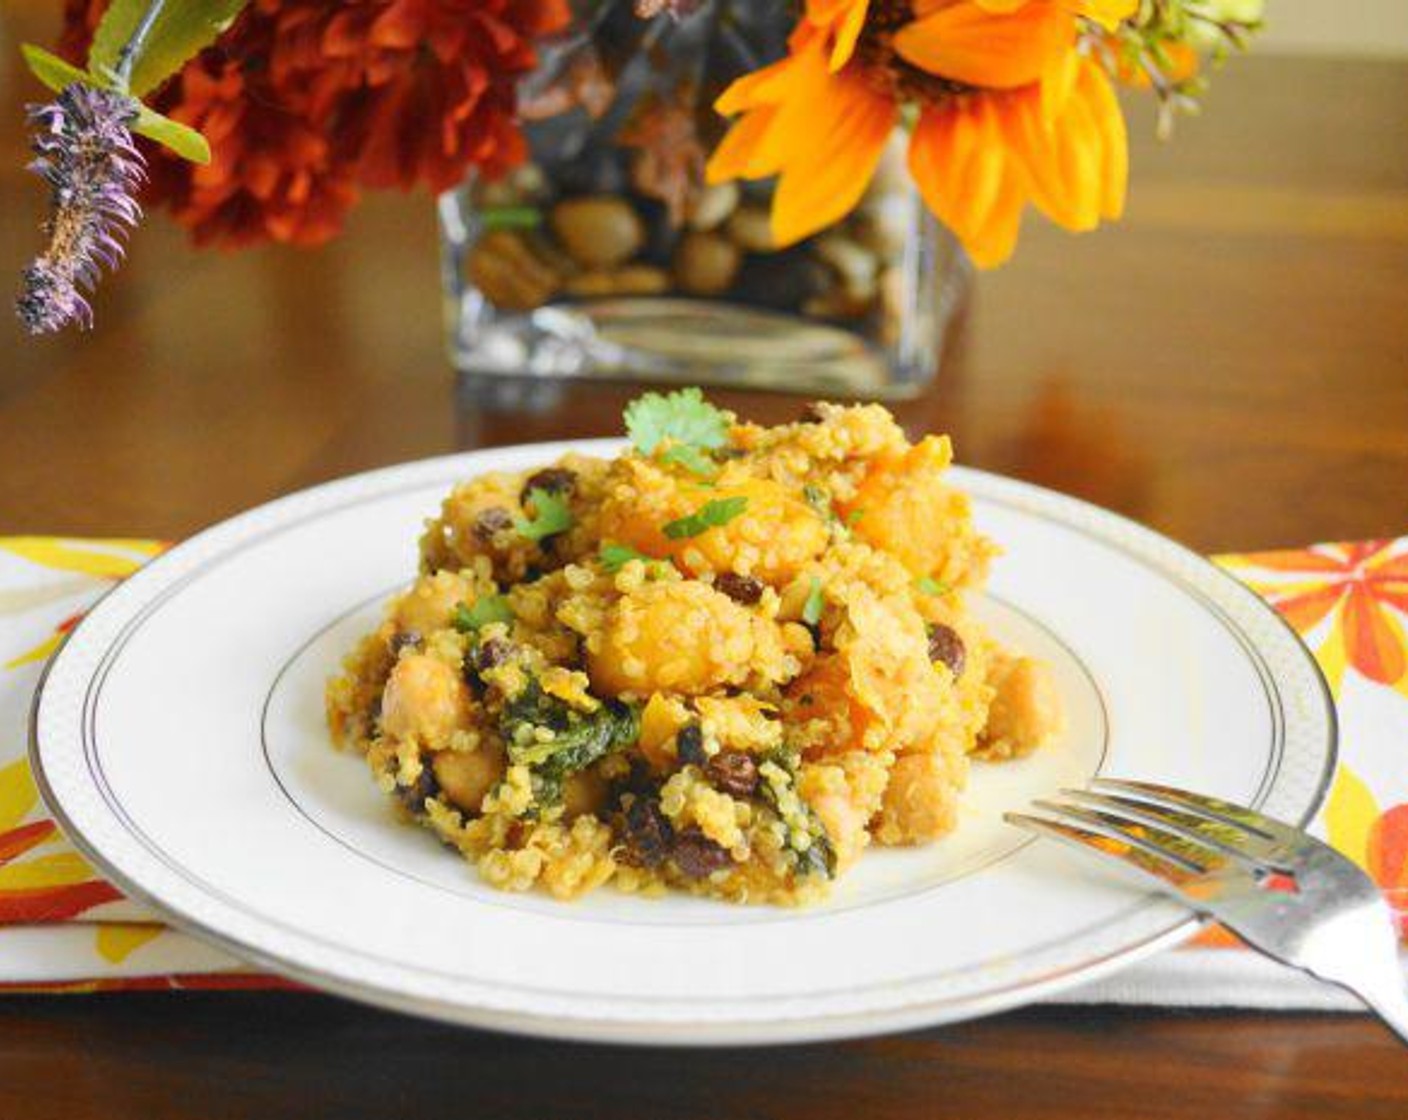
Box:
[30,442,1335,1045]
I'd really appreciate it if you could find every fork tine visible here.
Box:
[1057,787,1297,874]
[1031,798,1224,873]
[1005,809,1205,890]
[1089,778,1301,844]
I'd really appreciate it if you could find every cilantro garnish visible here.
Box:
[453,596,514,632]
[659,444,717,477]
[802,484,831,517]
[599,542,669,574]
[915,576,951,597]
[515,487,573,542]
[801,577,825,625]
[625,388,730,473]
[662,496,749,540]
[845,507,866,527]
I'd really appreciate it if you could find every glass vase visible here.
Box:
[439,0,969,399]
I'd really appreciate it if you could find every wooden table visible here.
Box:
[2,19,1407,1115]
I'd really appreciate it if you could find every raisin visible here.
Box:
[621,797,674,869]
[675,723,707,766]
[715,572,763,605]
[672,829,733,879]
[388,629,422,656]
[396,765,439,815]
[470,637,511,675]
[610,759,658,802]
[520,467,576,507]
[706,749,759,797]
[926,623,966,678]
[473,506,513,542]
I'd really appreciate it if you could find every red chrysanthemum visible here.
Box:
[57,0,571,247]
[286,0,572,193]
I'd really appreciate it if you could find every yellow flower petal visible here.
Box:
[4,632,65,671]
[1324,763,1379,872]
[909,102,1027,268]
[0,852,98,891]
[96,923,165,964]
[772,72,897,245]
[0,537,148,580]
[0,759,38,832]
[895,1,1074,90]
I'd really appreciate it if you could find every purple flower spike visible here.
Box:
[15,83,146,335]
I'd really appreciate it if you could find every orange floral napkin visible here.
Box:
[0,536,1403,1001]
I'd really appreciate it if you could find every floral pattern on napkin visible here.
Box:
[0,535,1404,989]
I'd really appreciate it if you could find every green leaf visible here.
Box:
[480,206,543,232]
[802,577,825,626]
[91,0,249,97]
[662,496,748,541]
[19,44,211,163]
[20,43,88,93]
[133,103,210,162]
[659,444,718,477]
[599,542,668,574]
[514,488,574,542]
[625,388,731,457]
[914,576,951,597]
[452,596,514,633]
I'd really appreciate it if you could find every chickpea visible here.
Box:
[380,654,472,747]
[976,656,1063,760]
[875,752,962,845]
[393,570,476,636]
[432,744,506,815]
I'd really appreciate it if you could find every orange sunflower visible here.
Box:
[706,0,1135,266]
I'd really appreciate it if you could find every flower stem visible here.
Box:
[113,0,168,89]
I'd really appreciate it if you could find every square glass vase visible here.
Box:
[438,0,969,399]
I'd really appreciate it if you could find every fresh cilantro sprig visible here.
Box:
[915,576,952,597]
[801,577,825,625]
[625,389,730,476]
[599,542,671,574]
[659,444,717,476]
[515,487,573,542]
[662,496,749,540]
[453,596,514,632]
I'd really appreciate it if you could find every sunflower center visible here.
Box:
[855,0,976,106]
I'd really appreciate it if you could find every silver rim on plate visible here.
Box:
[30,444,1337,1044]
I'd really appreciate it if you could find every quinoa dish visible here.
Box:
[326,391,1061,905]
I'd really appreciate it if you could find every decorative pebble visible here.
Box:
[565,265,669,297]
[803,289,874,320]
[613,265,670,295]
[853,195,912,259]
[551,196,645,269]
[686,182,740,232]
[466,231,559,311]
[731,250,829,312]
[672,232,741,295]
[814,235,879,301]
[725,205,776,253]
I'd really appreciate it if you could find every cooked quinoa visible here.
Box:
[326,391,1062,905]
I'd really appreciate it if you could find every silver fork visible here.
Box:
[1006,777,1408,1045]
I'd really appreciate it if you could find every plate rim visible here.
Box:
[28,441,1338,1045]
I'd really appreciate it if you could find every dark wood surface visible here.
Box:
[1,9,1407,1112]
